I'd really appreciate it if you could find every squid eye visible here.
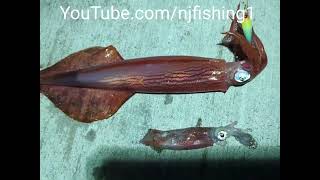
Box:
[234,69,250,82]
[217,130,227,141]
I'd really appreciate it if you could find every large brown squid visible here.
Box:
[40,4,267,123]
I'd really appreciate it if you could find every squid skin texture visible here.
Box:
[140,127,215,150]
[41,56,244,93]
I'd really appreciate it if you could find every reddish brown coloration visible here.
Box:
[40,4,267,123]
[140,127,214,151]
[41,56,230,93]
[40,86,132,123]
[140,120,258,151]
[220,3,267,80]
[40,46,133,123]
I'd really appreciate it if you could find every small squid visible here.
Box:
[140,119,257,152]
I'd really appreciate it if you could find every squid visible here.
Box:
[40,3,267,123]
[140,119,257,152]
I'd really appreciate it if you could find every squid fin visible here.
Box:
[40,46,134,123]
